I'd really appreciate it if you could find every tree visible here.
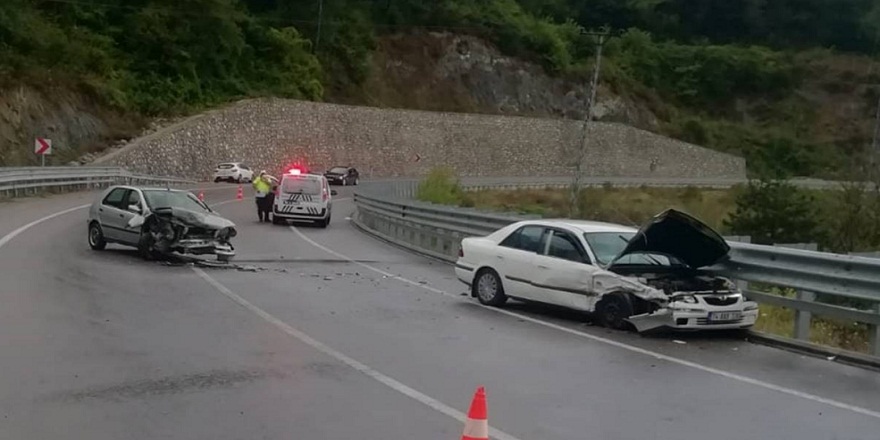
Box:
[723,179,821,245]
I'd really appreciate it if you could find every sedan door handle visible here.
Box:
[537,265,549,269]
[496,255,504,260]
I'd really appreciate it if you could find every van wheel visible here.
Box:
[596,293,635,330]
[88,222,107,250]
[317,217,329,228]
[473,269,507,306]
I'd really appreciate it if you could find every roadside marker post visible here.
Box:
[34,138,52,167]
[236,185,243,201]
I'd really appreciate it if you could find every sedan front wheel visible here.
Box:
[474,269,507,306]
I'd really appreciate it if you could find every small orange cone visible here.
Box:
[461,386,489,440]
[236,185,243,201]
[197,190,205,201]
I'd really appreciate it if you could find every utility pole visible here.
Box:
[314,0,324,53]
[569,27,611,218]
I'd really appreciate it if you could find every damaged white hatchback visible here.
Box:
[87,186,237,262]
[455,210,758,332]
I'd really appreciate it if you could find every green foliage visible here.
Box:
[417,167,465,205]
[723,179,822,245]
[608,29,800,107]
[820,183,880,253]
[403,0,585,72]
[1,0,323,114]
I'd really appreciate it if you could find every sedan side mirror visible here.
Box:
[128,204,142,213]
[330,190,338,196]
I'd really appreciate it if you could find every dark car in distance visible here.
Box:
[323,166,359,186]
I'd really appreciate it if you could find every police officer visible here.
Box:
[252,170,277,222]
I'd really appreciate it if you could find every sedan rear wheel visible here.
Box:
[474,269,507,306]
[88,222,106,250]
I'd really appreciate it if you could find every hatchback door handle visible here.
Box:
[537,265,549,269]
[496,255,504,260]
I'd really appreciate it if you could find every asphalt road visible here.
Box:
[1,184,879,440]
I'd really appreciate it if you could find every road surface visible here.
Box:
[1,184,878,439]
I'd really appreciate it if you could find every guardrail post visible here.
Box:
[870,303,880,356]
[793,290,815,341]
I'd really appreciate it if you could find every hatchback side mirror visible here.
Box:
[128,204,141,213]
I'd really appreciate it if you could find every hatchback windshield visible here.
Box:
[143,190,210,212]
[282,177,322,195]
[583,232,678,266]
[217,163,235,169]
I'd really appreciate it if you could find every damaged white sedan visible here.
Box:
[87,186,236,261]
[455,210,758,332]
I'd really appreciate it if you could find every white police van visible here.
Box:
[272,169,337,228]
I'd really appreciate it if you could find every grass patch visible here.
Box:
[753,304,871,354]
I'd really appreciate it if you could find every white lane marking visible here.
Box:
[192,267,522,440]
[288,226,880,421]
[0,204,90,250]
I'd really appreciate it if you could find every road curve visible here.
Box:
[1,185,879,440]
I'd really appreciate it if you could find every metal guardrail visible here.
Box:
[0,167,197,198]
[353,180,880,357]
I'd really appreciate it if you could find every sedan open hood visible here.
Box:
[608,209,730,269]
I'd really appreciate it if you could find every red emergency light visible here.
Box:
[288,168,302,175]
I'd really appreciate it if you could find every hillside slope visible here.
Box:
[2,0,878,177]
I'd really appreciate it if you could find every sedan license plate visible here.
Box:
[708,311,741,322]
[284,200,300,205]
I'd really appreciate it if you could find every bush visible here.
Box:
[416,167,465,205]
[608,29,800,108]
[723,179,821,245]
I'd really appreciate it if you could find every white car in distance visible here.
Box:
[455,210,758,332]
[213,162,254,183]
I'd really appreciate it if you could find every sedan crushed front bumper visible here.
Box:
[628,303,759,332]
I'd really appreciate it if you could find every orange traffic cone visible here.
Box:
[461,386,489,440]
[197,190,205,201]
[236,185,243,201]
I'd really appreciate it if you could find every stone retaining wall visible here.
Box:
[99,98,745,180]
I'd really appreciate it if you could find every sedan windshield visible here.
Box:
[143,190,210,212]
[583,232,678,266]
[328,167,348,174]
